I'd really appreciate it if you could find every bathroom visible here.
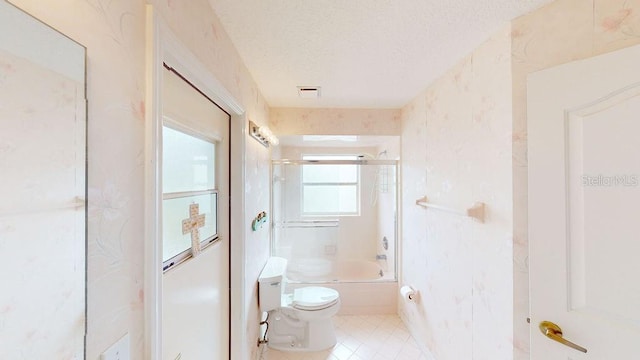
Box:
[2,0,639,359]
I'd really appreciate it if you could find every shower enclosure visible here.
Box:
[271,156,398,284]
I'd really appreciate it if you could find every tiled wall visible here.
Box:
[401,0,640,359]
[399,27,514,360]
[8,0,271,359]
[511,0,640,358]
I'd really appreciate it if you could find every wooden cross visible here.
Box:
[182,203,206,256]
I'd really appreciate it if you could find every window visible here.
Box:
[162,125,218,270]
[302,155,360,215]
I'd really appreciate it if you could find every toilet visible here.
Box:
[258,257,341,351]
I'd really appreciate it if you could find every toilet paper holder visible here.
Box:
[400,285,418,302]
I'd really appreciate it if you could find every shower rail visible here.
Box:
[274,219,339,228]
[272,159,397,166]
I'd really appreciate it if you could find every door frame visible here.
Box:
[144,6,247,359]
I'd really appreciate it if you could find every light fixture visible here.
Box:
[249,120,279,148]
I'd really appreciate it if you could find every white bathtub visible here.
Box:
[287,259,387,282]
[286,259,398,315]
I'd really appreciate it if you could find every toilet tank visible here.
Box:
[258,257,288,312]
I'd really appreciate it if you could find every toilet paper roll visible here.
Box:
[400,285,417,302]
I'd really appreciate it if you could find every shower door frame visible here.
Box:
[270,159,400,282]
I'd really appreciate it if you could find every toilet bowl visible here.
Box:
[258,257,341,351]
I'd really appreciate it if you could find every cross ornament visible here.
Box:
[182,203,206,256]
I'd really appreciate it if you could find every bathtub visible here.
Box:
[286,259,398,315]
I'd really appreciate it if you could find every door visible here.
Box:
[528,44,640,359]
[161,66,230,359]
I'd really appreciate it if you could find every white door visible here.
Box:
[528,44,640,359]
[161,66,230,360]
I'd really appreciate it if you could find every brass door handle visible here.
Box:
[539,321,587,353]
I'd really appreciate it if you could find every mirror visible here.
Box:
[0,1,86,358]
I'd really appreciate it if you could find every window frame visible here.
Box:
[300,154,361,216]
[161,122,220,271]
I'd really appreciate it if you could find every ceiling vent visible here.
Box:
[297,86,321,99]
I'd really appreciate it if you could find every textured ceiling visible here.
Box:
[207,0,552,109]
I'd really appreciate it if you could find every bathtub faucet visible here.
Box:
[376,254,387,260]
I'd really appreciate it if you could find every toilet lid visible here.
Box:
[292,287,339,310]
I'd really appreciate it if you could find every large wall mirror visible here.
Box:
[0,1,87,358]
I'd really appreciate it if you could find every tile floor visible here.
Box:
[258,315,429,360]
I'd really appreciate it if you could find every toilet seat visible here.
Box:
[292,286,339,311]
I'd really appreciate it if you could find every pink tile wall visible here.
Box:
[400,27,513,360]
[402,1,640,358]
[8,0,271,359]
